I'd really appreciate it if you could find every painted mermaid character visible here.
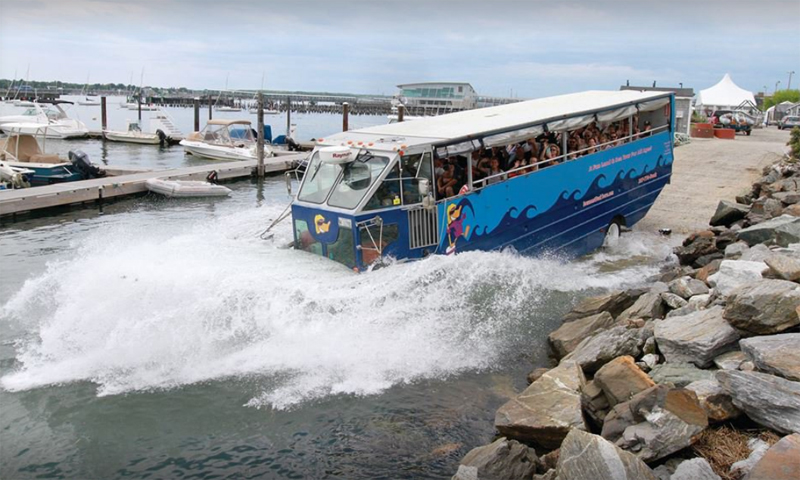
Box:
[446,203,471,255]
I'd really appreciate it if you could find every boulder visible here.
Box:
[562,290,636,322]
[532,470,556,480]
[601,384,708,462]
[640,353,658,371]
[665,304,700,318]
[724,242,750,260]
[774,191,800,205]
[562,326,647,373]
[716,370,800,434]
[660,292,688,309]
[452,437,538,480]
[668,277,709,299]
[785,204,800,217]
[674,236,717,267]
[685,378,741,422]
[739,244,774,262]
[723,279,800,335]
[707,260,766,296]
[740,333,800,381]
[745,197,783,225]
[527,367,550,384]
[688,294,710,309]
[715,230,738,251]
[495,361,586,448]
[649,363,714,387]
[729,438,770,479]
[555,429,658,480]
[594,356,656,407]
[695,253,724,268]
[737,215,800,247]
[670,458,720,480]
[548,311,615,358]
[765,253,800,281]
[616,292,666,323]
[696,260,723,283]
[710,200,750,227]
[581,380,610,427]
[744,433,800,480]
[654,307,740,368]
[713,350,748,370]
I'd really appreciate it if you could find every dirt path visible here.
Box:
[635,128,792,234]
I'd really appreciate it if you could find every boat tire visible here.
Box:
[603,219,622,248]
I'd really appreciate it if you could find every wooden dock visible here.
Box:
[0,154,305,218]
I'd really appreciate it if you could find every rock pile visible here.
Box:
[452,160,800,480]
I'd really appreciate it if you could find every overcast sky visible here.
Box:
[1,0,798,98]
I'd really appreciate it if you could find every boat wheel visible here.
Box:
[603,220,621,248]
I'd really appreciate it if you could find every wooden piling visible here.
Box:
[193,98,200,132]
[286,96,291,137]
[208,96,213,120]
[256,92,265,178]
[100,97,107,132]
[398,104,405,123]
[137,94,142,122]
[342,102,350,132]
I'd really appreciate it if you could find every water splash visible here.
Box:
[1,205,672,409]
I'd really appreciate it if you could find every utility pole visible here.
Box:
[775,81,781,95]
[788,71,796,91]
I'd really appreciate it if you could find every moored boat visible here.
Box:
[0,100,89,139]
[180,119,273,161]
[103,120,165,145]
[145,178,231,198]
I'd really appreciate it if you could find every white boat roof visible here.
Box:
[319,90,671,150]
[207,119,251,126]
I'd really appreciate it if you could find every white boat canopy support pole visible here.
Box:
[257,92,265,178]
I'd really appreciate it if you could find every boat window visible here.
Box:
[229,126,254,142]
[363,161,402,210]
[359,223,399,266]
[401,152,432,205]
[327,226,356,268]
[294,219,322,255]
[328,154,390,209]
[433,155,469,200]
[298,151,340,204]
[22,108,37,116]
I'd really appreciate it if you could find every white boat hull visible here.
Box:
[145,178,231,198]
[179,139,263,161]
[0,121,88,139]
[128,104,160,111]
[103,130,161,144]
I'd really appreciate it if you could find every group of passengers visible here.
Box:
[434,117,652,199]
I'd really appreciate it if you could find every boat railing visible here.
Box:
[473,124,669,190]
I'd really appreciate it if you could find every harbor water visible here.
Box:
[1,100,679,479]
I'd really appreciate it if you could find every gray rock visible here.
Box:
[668,277,707,300]
[652,459,684,480]
[665,304,700,318]
[660,292,688,309]
[643,336,657,355]
[740,333,800,381]
[745,197,783,225]
[713,350,748,370]
[654,307,740,368]
[562,290,636,322]
[548,311,615,359]
[688,294,710,309]
[674,235,718,267]
[685,378,741,422]
[737,214,800,247]
[616,292,666,323]
[601,385,708,462]
[723,279,800,335]
[744,433,800,480]
[729,438,770,480]
[765,253,800,281]
[649,362,714,387]
[532,471,556,480]
[581,380,611,427]
[724,241,750,260]
[452,437,538,480]
[740,360,755,371]
[562,326,647,373]
[555,429,658,480]
[640,354,659,371]
[710,200,750,227]
[495,361,586,448]
[716,370,800,434]
[707,260,766,296]
[594,356,656,407]
[650,282,670,294]
[739,243,774,262]
[670,458,720,480]
[774,191,800,205]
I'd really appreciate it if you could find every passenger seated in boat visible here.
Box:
[437,164,458,198]
[486,158,504,185]
[434,158,446,177]
[643,121,652,136]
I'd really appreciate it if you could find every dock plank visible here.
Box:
[0,154,304,217]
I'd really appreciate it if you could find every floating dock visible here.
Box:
[0,153,305,218]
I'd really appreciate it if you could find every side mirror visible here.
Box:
[419,178,430,196]
[284,172,293,196]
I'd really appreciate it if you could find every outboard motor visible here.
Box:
[68,150,106,179]
[155,129,168,147]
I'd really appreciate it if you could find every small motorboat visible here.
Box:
[180,119,273,161]
[127,103,160,111]
[216,105,242,112]
[77,96,101,106]
[0,100,89,139]
[0,161,34,188]
[104,120,165,145]
[0,124,104,185]
[145,178,231,198]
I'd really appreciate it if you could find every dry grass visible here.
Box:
[691,426,781,480]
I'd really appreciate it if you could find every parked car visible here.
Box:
[778,116,800,130]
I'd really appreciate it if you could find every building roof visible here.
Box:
[695,74,755,108]
[397,82,474,88]
[320,90,670,149]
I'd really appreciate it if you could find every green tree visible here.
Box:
[764,89,800,109]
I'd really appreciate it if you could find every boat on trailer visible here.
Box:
[287,89,675,271]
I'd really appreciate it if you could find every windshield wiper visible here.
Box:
[355,150,374,163]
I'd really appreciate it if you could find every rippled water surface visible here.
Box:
[0,105,679,478]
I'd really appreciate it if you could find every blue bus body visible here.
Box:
[290,92,675,271]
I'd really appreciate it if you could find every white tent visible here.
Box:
[695,74,755,112]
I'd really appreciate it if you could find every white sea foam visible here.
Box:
[1,205,672,409]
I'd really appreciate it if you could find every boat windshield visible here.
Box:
[297,150,391,208]
[328,153,390,209]
[199,124,253,145]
